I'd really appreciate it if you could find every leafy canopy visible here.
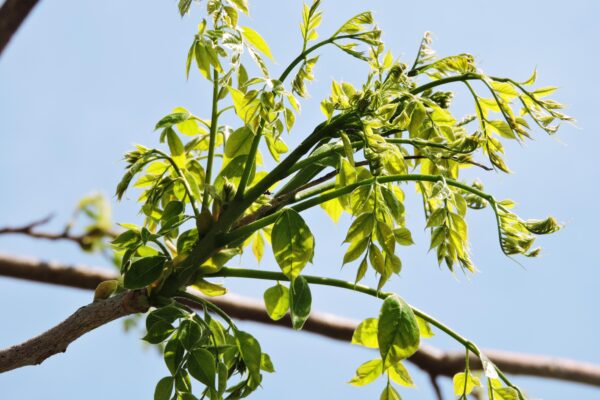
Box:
[105,1,571,399]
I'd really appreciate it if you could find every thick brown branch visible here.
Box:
[0,0,39,56]
[0,290,149,373]
[0,252,599,388]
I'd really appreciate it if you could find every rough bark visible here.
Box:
[0,290,148,373]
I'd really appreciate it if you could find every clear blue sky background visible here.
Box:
[1,1,598,399]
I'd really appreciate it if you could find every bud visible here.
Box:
[222,180,236,203]
[429,91,454,109]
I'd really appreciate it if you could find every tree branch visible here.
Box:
[429,373,444,400]
[0,215,116,250]
[0,289,149,373]
[0,0,39,57]
[1,252,599,388]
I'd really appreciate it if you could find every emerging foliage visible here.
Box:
[105,1,571,398]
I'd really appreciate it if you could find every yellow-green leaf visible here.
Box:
[416,316,434,338]
[192,278,227,297]
[378,295,420,366]
[351,318,378,349]
[453,372,481,396]
[272,209,315,279]
[380,383,401,400]
[387,362,414,387]
[348,358,382,387]
[241,26,273,60]
[263,283,289,321]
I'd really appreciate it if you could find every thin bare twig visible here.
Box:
[0,215,116,250]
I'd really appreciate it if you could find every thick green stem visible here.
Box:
[287,136,475,177]
[206,267,519,391]
[218,112,360,232]
[234,122,263,201]
[235,34,360,201]
[202,69,221,210]
[411,73,480,95]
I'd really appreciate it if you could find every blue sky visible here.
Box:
[0,0,598,399]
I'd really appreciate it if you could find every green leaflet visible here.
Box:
[236,330,262,385]
[165,127,186,168]
[289,276,312,330]
[241,26,273,59]
[214,155,255,193]
[123,256,166,289]
[260,353,275,373]
[492,387,520,400]
[416,315,434,338]
[272,209,315,280]
[347,358,382,386]
[187,348,216,389]
[143,321,174,344]
[164,338,185,375]
[380,382,402,400]
[378,295,420,366]
[155,112,190,130]
[387,362,414,387]
[192,278,227,297]
[178,319,202,350]
[453,372,481,396]
[154,377,174,400]
[393,227,414,246]
[263,283,290,321]
[229,0,249,14]
[351,317,378,349]
[224,126,254,159]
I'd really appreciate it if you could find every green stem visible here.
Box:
[235,34,360,201]
[288,136,475,177]
[294,181,336,202]
[202,69,221,210]
[154,150,201,223]
[279,34,358,82]
[410,73,480,95]
[234,122,263,201]
[219,112,360,231]
[216,105,234,117]
[176,290,237,331]
[151,238,172,261]
[223,173,493,244]
[207,267,519,391]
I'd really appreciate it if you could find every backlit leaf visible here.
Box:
[352,318,378,349]
[289,276,311,330]
[378,295,420,366]
[272,209,315,279]
[263,283,290,321]
[348,358,382,386]
[241,26,273,60]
